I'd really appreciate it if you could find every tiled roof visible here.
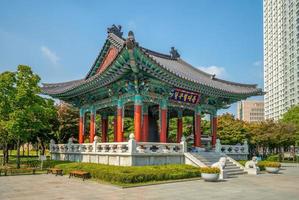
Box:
[42,79,85,95]
[140,47,262,95]
[41,30,262,97]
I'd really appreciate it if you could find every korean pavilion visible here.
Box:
[42,25,263,148]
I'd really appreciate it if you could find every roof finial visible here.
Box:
[107,24,123,37]
[128,31,135,40]
[126,30,136,49]
[170,47,180,59]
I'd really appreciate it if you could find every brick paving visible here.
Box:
[0,167,298,200]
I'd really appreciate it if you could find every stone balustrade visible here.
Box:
[50,134,186,156]
[215,139,249,160]
[49,134,187,166]
[136,142,184,154]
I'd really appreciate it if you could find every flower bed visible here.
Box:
[200,167,220,174]
[257,161,281,171]
[54,163,201,184]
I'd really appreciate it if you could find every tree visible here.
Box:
[281,105,299,146]
[54,102,78,143]
[4,65,57,168]
[217,113,249,145]
[0,71,16,165]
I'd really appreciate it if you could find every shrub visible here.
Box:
[54,163,201,184]
[266,154,280,162]
[238,160,247,166]
[258,161,281,170]
[200,167,220,174]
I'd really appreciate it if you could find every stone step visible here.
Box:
[224,168,244,173]
[226,171,247,176]
[225,166,240,169]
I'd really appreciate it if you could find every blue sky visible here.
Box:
[0,0,263,115]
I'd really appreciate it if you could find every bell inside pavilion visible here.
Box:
[42,25,263,148]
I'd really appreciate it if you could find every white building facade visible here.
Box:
[264,0,299,120]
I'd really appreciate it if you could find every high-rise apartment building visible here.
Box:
[264,0,299,120]
[237,100,265,122]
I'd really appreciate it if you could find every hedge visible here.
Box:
[55,163,201,184]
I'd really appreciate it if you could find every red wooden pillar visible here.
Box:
[194,108,202,147]
[211,113,217,147]
[142,105,149,142]
[117,100,123,142]
[160,100,167,143]
[79,109,84,144]
[101,114,108,142]
[113,114,117,142]
[89,107,96,143]
[134,95,142,142]
[176,110,183,143]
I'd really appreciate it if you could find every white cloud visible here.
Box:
[127,21,137,30]
[253,60,262,67]
[41,46,59,65]
[197,65,226,78]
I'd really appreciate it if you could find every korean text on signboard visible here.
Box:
[170,88,200,104]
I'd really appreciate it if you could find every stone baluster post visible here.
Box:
[67,137,73,152]
[244,140,249,154]
[128,133,136,154]
[50,139,55,160]
[215,139,222,153]
[180,136,187,153]
[93,136,98,153]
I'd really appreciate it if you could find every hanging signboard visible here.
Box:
[170,88,200,104]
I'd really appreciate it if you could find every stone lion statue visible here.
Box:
[211,157,227,180]
[244,156,260,175]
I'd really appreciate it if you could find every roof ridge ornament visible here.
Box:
[170,47,180,59]
[126,30,136,50]
[107,24,123,38]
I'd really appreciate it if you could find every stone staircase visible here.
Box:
[190,151,247,178]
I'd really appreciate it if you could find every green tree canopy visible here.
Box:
[217,113,249,145]
[1,65,58,167]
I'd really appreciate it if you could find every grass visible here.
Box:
[0,150,50,157]
[55,163,201,185]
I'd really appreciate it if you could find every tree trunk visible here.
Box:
[27,143,30,157]
[41,140,45,156]
[36,142,39,156]
[2,148,5,166]
[16,138,20,169]
[5,143,9,164]
[22,144,25,156]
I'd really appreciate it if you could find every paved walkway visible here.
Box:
[1,167,299,200]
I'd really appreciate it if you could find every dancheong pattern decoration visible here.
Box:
[41,24,264,113]
[170,88,200,104]
[41,24,264,146]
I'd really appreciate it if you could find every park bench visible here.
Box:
[0,167,10,176]
[283,152,296,161]
[47,168,63,176]
[69,170,90,181]
[8,167,36,175]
